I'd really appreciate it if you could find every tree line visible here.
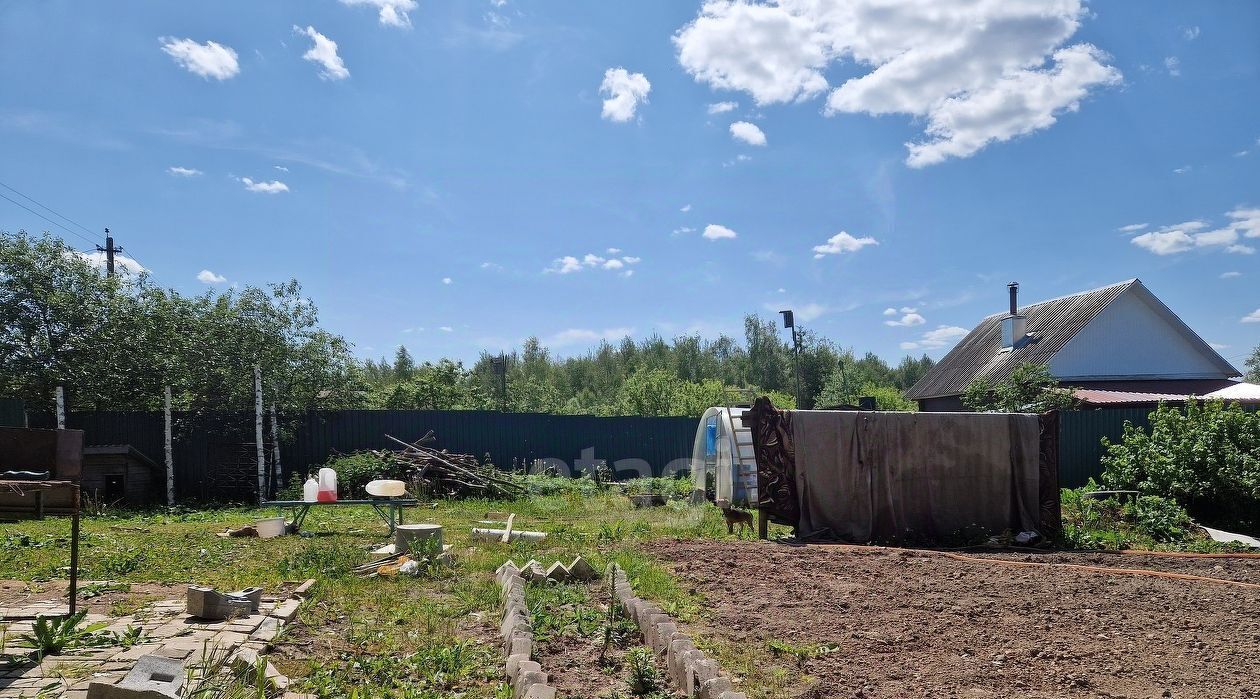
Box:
[0,230,946,417]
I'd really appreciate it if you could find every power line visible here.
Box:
[0,190,101,247]
[0,178,100,241]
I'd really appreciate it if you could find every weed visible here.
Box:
[767,639,839,667]
[75,581,130,599]
[19,611,107,658]
[624,646,662,695]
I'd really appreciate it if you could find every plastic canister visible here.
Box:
[317,467,338,502]
[302,477,319,503]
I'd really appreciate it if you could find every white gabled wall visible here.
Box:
[1050,287,1227,380]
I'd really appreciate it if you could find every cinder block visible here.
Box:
[87,654,184,699]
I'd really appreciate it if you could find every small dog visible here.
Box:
[718,500,755,535]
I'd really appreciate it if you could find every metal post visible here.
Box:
[164,386,175,506]
[791,326,803,409]
[68,485,80,616]
[254,365,265,505]
[55,386,65,429]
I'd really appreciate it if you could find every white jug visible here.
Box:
[302,477,319,503]
[317,467,338,502]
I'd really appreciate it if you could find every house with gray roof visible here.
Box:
[905,279,1241,411]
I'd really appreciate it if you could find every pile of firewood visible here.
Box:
[369,432,525,499]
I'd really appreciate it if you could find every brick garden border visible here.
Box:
[494,561,557,699]
[610,564,747,699]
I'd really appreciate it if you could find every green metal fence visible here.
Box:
[0,399,25,427]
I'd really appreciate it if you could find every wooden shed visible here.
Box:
[81,445,160,507]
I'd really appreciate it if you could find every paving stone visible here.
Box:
[250,617,281,643]
[291,579,317,598]
[270,599,301,622]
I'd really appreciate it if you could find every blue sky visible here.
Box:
[1,0,1256,369]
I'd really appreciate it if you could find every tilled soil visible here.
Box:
[643,539,1260,699]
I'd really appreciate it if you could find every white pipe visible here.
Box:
[471,527,546,542]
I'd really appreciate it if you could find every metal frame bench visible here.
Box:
[263,499,418,535]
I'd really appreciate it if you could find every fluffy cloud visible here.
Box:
[681,204,692,212]
[1243,309,1260,324]
[900,325,968,351]
[238,177,289,194]
[1117,222,1148,233]
[294,26,350,80]
[78,251,146,275]
[600,68,651,122]
[812,231,878,258]
[674,1,1120,167]
[884,307,925,327]
[1132,208,1260,256]
[1221,271,1242,279]
[547,327,635,347]
[729,121,767,146]
[439,326,454,332]
[159,37,240,80]
[340,0,417,28]
[545,252,641,274]
[1164,56,1181,77]
[702,224,737,240]
[442,277,452,285]
[197,269,227,284]
[708,101,739,114]
[168,166,202,177]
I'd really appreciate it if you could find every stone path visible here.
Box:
[0,588,307,698]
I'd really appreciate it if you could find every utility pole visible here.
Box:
[779,310,803,409]
[96,228,123,277]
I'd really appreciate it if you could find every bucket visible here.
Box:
[366,479,406,498]
[256,517,286,539]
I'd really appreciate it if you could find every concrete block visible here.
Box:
[544,562,570,582]
[186,586,251,621]
[508,634,532,660]
[718,693,747,699]
[691,659,720,697]
[271,599,301,622]
[514,671,548,699]
[699,677,733,699]
[505,653,529,679]
[650,621,677,654]
[292,579,317,598]
[86,654,184,699]
[567,556,598,581]
[667,638,696,689]
[523,685,556,699]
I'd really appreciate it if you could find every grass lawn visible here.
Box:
[0,491,770,698]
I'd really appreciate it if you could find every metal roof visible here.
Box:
[905,279,1238,400]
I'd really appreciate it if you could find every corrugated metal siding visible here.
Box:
[28,409,698,500]
[0,400,25,427]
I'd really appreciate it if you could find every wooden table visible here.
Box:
[263,499,418,534]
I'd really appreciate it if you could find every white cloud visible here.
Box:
[442,277,452,285]
[1184,26,1200,41]
[681,203,692,212]
[812,231,878,258]
[674,1,1121,167]
[294,26,350,81]
[729,121,767,146]
[439,326,454,332]
[766,302,830,322]
[882,307,898,316]
[197,269,227,284]
[673,226,696,236]
[1221,271,1242,279]
[547,327,634,347]
[1132,208,1260,256]
[481,261,504,271]
[1117,222,1148,233]
[238,177,289,194]
[1164,56,1181,77]
[545,252,640,274]
[274,165,289,172]
[1208,341,1228,350]
[885,312,925,327]
[708,101,738,114]
[340,0,417,28]
[1173,165,1191,174]
[703,224,737,240]
[167,166,202,177]
[900,325,968,351]
[1242,309,1260,324]
[600,68,651,123]
[722,154,753,167]
[78,251,146,275]
[159,37,240,80]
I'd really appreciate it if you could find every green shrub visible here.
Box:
[1060,484,1209,549]
[624,476,692,498]
[317,452,407,498]
[1101,400,1260,533]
